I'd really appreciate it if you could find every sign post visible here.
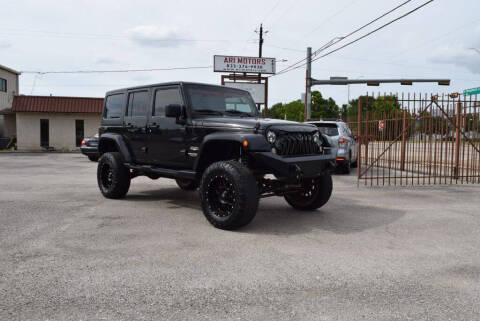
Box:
[214,55,276,116]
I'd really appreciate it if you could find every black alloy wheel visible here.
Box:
[284,174,332,211]
[206,174,237,218]
[199,161,259,230]
[97,152,131,199]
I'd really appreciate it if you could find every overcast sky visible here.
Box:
[1,0,479,106]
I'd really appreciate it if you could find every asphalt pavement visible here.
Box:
[1,153,479,321]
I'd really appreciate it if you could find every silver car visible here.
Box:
[307,120,358,174]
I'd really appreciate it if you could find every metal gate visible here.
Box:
[348,93,480,186]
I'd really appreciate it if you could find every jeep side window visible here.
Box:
[126,91,149,117]
[104,93,124,119]
[154,87,182,116]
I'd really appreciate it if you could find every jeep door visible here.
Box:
[123,89,150,163]
[147,85,188,168]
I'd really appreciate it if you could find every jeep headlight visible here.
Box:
[313,132,321,144]
[266,131,276,144]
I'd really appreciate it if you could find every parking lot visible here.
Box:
[1,153,480,320]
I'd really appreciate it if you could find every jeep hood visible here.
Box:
[197,117,318,132]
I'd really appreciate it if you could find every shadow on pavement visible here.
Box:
[121,185,405,236]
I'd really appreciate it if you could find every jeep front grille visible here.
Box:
[274,133,320,156]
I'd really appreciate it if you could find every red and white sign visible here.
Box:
[379,120,385,131]
[214,55,276,74]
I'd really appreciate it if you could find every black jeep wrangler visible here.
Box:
[97,82,336,230]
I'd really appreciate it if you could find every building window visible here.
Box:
[40,119,49,147]
[0,78,6,92]
[75,120,84,147]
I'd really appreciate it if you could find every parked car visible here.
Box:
[80,133,99,161]
[307,120,358,174]
[96,82,337,230]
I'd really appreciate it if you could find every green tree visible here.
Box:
[310,91,340,120]
[267,91,340,122]
[267,100,304,121]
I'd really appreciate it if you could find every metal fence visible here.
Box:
[347,93,480,186]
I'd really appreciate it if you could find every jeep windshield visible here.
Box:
[185,84,259,117]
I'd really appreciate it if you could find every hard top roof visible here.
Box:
[105,81,247,96]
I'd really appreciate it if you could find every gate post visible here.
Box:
[365,111,369,166]
[400,109,407,171]
[454,101,462,179]
[357,98,362,180]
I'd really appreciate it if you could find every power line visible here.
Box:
[304,0,360,37]
[20,65,212,75]
[311,0,434,63]
[272,0,416,77]
[262,0,283,24]
[274,0,433,77]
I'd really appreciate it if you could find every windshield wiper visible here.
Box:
[225,110,254,117]
[193,109,224,115]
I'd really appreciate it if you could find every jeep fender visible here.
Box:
[98,133,132,163]
[194,132,270,171]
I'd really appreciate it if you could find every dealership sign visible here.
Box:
[214,55,276,74]
[224,82,265,104]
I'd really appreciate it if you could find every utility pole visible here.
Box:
[258,23,264,58]
[255,24,266,113]
[304,47,312,121]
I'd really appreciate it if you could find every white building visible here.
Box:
[8,95,103,151]
[0,64,20,138]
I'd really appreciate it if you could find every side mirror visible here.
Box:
[165,104,182,118]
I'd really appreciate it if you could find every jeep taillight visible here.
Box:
[338,136,347,147]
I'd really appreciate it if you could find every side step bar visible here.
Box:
[125,163,196,180]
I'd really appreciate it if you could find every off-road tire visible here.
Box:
[284,173,332,211]
[97,152,131,199]
[199,160,259,230]
[175,178,198,191]
[88,155,99,162]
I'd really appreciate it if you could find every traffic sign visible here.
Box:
[379,120,385,131]
[464,87,480,96]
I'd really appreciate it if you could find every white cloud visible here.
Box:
[93,55,116,65]
[126,25,186,48]
[429,25,480,74]
[0,41,12,49]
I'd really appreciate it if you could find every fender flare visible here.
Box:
[194,132,271,171]
[98,133,132,163]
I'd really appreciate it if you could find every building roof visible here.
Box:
[0,64,21,75]
[12,95,104,113]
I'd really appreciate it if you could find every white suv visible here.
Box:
[307,120,358,174]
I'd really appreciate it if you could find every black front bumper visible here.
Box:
[252,152,336,179]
